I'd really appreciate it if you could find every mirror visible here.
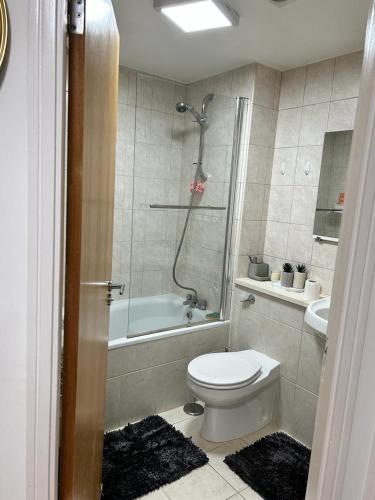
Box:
[0,0,8,69]
[313,130,353,242]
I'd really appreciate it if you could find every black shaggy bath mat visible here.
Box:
[101,415,208,499]
[224,432,311,500]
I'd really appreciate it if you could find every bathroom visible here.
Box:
[4,0,375,497]
[98,0,367,498]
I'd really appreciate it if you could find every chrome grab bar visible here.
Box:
[149,204,226,210]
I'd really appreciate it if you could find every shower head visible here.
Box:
[175,101,205,124]
[175,101,189,113]
[202,93,214,117]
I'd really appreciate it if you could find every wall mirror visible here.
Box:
[0,0,8,69]
[313,130,353,242]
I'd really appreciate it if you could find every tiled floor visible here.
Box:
[138,404,278,500]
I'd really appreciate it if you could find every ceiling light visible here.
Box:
[154,0,239,33]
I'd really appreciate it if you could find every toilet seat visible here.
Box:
[188,352,262,389]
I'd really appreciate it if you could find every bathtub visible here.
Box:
[109,293,228,349]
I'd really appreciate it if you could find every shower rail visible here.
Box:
[149,204,226,210]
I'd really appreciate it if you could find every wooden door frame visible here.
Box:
[28,0,375,498]
[26,0,66,499]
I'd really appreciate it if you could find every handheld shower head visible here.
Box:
[202,93,214,115]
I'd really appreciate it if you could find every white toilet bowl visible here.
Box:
[187,349,280,442]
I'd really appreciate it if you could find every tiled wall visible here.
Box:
[263,51,363,294]
[174,66,262,311]
[234,65,281,279]
[113,67,186,298]
[106,324,229,428]
[175,80,236,312]
[229,51,363,448]
[174,63,283,304]
[230,286,325,447]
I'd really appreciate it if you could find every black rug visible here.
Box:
[101,415,208,499]
[224,432,311,500]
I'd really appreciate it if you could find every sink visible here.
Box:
[304,297,330,337]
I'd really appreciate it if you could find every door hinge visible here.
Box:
[68,0,85,35]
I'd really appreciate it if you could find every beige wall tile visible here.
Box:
[277,377,296,434]
[290,186,318,226]
[303,59,335,105]
[309,266,335,295]
[279,67,306,110]
[246,145,271,184]
[262,318,302,382]
[250,105,275,146]
[275,108,302,148]
[264,221,289,258]
[327,98,358,132]
[286,224,314,264]
[271,148,298,186]
[243,183,265,221]
[136,73,153,109]
[119,66,137,106]
[267,185,294,222]
[332,51,363,100]
[254,64,281,109]
[299,102,330,146]
[297,332,325,395]
[292,387,318,447]
[232,64,255,98]
[311,240,338,270]
[213,70,234,97]
[235,286,305,330]
[295,145,323,187]
[105,377,122,430]
[114,359,191,425]
[239,220,262,254]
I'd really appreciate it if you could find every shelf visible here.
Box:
[235,277,326,308]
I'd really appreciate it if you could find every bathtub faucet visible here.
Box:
[183,294,207,310]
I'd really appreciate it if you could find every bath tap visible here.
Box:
[196,300,207,310]
[183,294,207,310]
[183,294,197,307]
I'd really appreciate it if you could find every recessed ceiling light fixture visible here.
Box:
[154,0,239,33]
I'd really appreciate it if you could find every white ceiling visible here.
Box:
[112,0,369,83]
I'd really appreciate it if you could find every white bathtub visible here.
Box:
[109,293,227,349]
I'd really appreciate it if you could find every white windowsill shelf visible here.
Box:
[235,277,326,308]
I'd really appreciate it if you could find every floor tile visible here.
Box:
[163,464,237,500]
[242,423,278,445]
[207,439,249,492]
[158,405,192,425]
[173,415,222,452]
[140,488,169,499]
[240,487,263,499]
[227,495,244,499]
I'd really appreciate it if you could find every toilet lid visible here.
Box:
[188,352,262,387]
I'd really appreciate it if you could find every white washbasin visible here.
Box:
[304,297,330,337]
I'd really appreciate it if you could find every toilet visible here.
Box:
[187,349,280,442]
